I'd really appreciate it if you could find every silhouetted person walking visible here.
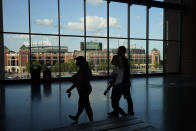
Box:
[66,56,93,123]
[118,46,134,115]
[104,55,126,117]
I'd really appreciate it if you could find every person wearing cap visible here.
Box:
[105,46,134,117]
[66,56,93,123]
[104,55,127,117]
[117,46,134,116]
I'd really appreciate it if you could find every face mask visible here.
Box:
[76,61,80,66]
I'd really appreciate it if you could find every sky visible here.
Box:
[2,0,164,59]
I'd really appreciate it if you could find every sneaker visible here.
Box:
[129,112,134,116]
[107,111,115,116]
[69,115,78,123]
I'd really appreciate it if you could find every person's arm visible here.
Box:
[104,71,117,95]
[104,83,112,95]
[66,84,76,93]
[66,84,76,98]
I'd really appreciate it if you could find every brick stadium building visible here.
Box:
[4,42,160,74]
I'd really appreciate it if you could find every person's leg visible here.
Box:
[76,96,85,118]
[123,87,134,115]
[114,93,127,116]
[118,106,126,116]
[109,87,119,116]
[69,96,85,122]
[84,95,94,121]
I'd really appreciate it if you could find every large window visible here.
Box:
[31,0,58,34]
[60,0,84,35]
[1,0,182,80]
[3,0,29,33]
[86,0,107,37]
[3,34,29,80]
[60,37,84,77]
[110,2,127,38]
[130,5,146,39]
[130,40,146,74]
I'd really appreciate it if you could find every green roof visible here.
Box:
[20,45,28,49]
[4,46,9,50]
[152,48,159,51]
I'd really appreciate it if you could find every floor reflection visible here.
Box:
[2,75,196,131]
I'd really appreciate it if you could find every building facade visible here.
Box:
[4,42,160,75]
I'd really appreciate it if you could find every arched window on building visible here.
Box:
[46,56,51,66]
[11,67,15,73]
[53,56,57,65]
[11,56,15,66]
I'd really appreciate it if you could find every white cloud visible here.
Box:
[24,40,52,47]
[110,34,122,37]
[34,19,53,26]
[136,16,141,20]
[87,0,104,6]
[8,35,29,39]
[65,16,121,33]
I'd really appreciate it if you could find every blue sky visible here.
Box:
[3,0,163,59]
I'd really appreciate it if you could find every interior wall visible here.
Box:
[181,0,196,74]
[165,0,196,74]
[165,8,180,73]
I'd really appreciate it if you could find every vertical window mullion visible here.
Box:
[57,0,61,77]
[128,4,130,72]
[107,1,110,77]
[146,6,150,75]
[163,8,166,74]
[84,0,86,58]
[28,0,32,68]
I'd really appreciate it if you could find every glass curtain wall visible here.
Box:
[1,0,181,80]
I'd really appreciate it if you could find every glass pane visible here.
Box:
[149,7,163,40]
[110,2,127,38]
[4,34,30,80]
[130,5,146,38]
[149,41,163,74]
[30,35,59,78]
[165,41,179,73]
[109,39,128,74]
[86,0,107,37]
[60,0,84,35]
[130,40,146,74]
[60,37,84,77]
[86,38,107,76]
[3,0,28,33]
[31,0,58,34]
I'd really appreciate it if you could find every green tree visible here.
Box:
[154,61,159,69]
[25,63,30,73]
[130,61,134,69]
[100,61,107,70]
[137,60,140,68]
[67,59,78,72]
[25,61,41,73]
[52,63,59,72]
[89,61,95,70]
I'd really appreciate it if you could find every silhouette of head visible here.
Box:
[74,56,86,67]
[118,46,126,56]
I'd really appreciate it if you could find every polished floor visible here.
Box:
[1,75,196,131]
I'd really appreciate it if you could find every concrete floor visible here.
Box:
[1,75,196,131]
